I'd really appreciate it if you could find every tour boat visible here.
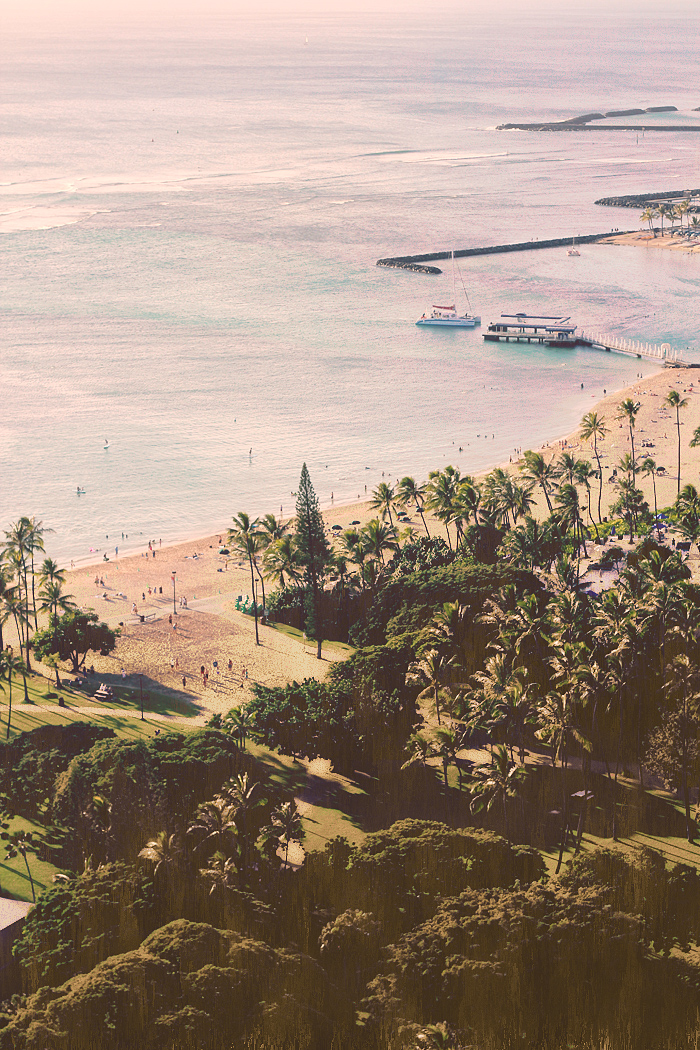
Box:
[416,251,480,327]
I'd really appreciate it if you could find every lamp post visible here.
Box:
[139,673,144,721]
[171,571,177,617]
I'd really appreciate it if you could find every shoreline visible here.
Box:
[21,362,690,724]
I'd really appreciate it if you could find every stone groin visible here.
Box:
[376,231,631,273]
[498,105,692,133]
[596,188,700,208]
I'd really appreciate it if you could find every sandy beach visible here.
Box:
[16,365,699,723]
[604,229,700,254]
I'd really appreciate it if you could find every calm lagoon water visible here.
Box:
[2,9,700,561]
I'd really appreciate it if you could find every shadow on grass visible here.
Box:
[61,673,206,720]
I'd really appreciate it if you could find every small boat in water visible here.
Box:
[568,237,580,257]
[416,251,480,327]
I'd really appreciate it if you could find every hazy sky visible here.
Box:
[4,0,695,25]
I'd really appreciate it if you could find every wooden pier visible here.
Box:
[483,316,683,363]
[578,330,683,363]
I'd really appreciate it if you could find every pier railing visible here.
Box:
[578,330,682,363]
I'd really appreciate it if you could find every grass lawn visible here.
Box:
[245,741,368,849]
[0,815,69,903]
[267,622,354,658]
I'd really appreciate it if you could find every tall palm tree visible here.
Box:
[220,772,265,884]
[579,411,608,523]
[397,476,430,537]
[555,482,587,562]
[222,705,254,749]
[664,655,700,842]
[269,800,305,870]
[469,744,528,843]
[674,483,700,543]
[656,202,668,236]
[362,517,398,570]
[187,799,238,859]
[138,830,183,876]
[617,399,641,482]
[228,512,261,645]
[537,678,590,873]
[0,565,13,654]
[408,648,458,726]
[641,457,660,534]
[574,460,600,542]
[199,850,240,896]
[640,207,656,236]
[401,731,437,770]
[0,648,23,739]
[665,389,688,495]
[370,482,399,530]
[24,517,48,631]
[520,450,558,513]
[426,467,462,549]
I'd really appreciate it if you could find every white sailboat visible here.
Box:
[568,237,580,257]
[416,251,480,327]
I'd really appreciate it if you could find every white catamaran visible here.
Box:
[416,251,481,327]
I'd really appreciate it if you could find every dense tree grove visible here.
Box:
[7,416,700,1047]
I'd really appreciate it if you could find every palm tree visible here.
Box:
[674,483,700,543]
[555,483,587,562]
[537,681,590,873]
[187,799,238,859]
[263,533,301,591]
[199,850,240,896]
[24,517,48,631]
[397,476,430,537]
[519,450,558,513]
[666,389,689,495]
[4,830,38,902]
[408,648,458,726]
[401,731,437,770]
[370,482,399,530]
[269,800,305,869]
[664,655,700,841]
[656,201,668,236]
[579,411,608,523]
[469,744,528,842]
[426,467,462,549]
[641,457,660,534]
[138,830,183,876]
[362,517,398,570]
[220,773,265,885]
[555,451,579,486]
[0,565,13,654]
[617,398,641,481]
[437,723,465,788]
[228,512,261,645]
[640,207,656,236]
[222,705,254,749]
[574,460,600,542]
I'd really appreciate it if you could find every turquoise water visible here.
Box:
[2,9,699,561]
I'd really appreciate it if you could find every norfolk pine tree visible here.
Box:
[295,464,330,659]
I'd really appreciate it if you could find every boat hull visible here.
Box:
[416,316,480,327]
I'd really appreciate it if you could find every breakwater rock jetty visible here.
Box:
[497,105,700,133]
[596,187,700,208]
[376,232,632,273]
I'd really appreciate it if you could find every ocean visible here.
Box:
[2,7,700,562]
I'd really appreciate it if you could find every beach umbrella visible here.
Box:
[331,524,342,531]
[350,520,360,526]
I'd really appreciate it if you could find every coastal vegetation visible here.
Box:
[5,411,700,1045]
